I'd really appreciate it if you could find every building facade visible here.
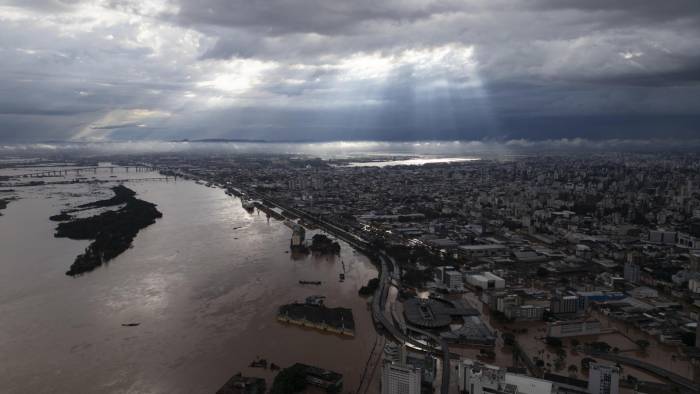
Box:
[381,362,421,394]
[546,320,601,338]
[550,294,580,315]
[588,363,620,394]
[624,262,641,284]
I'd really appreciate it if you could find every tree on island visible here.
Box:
[358,278,380,296]
[502,332,515,346]
[545,336,563,348]
[309,234,341,255]
[270,364,307,394]
[587,341,612,353]
[54,185,162,276]
[635,339,650,351]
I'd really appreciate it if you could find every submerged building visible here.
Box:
[216,373,266,394]
[290,223,306,248]
[277,296,355,336]
[295,363,344,392]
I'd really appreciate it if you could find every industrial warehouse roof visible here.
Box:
[441,316,496,346]
[403,298,479,328]
[459,244,509,250]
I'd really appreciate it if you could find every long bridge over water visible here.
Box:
[14,166,161,178]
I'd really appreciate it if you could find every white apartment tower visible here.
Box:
[381,362,421,394]
[588,363,620,394]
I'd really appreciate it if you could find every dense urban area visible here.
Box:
[4,152,700,394]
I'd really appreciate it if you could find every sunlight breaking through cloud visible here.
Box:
[0,1,698,142]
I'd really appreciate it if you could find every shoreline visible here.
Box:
[53,185,163,276]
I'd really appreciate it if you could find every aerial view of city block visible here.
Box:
[1,1,700,394]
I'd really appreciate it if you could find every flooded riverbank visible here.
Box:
[0,168,378,393]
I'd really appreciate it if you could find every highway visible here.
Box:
[372,254,451,394]
[589,352,700,392]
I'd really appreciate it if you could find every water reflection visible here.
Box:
[0,167,378,393]
[345,157,480,167]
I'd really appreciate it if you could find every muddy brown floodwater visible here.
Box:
[0,167,378,394]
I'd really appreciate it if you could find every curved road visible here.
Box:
[247,190,452,394]
[589,352,700,392]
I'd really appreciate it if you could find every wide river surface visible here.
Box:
[0,167,378,393]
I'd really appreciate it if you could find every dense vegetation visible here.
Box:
[358,278,380,296]
[382,244,450,287]
[309,233,341,254]
[0,197,15,215]
[54,185,162,276]
[270,364,307,394]
[49,212,72,221]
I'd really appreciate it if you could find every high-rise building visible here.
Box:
[623,261,641,284]
[588,363,620,394]
[438,266,464,291]
[690,252,700,273]
[381,361,421,394]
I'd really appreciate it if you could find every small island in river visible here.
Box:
[308,234,341,255]
[53,185,162,276]
[0,198,11,214]
[0,194,17,216]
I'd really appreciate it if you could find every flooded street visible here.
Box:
[0,169,378,393]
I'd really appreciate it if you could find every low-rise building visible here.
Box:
[216,373,266,394]
[546,319,601,338]
[438,266,464,291]
[457,359,553,394]
[550,294,580,315]
[459,244,510,259]
[678,232,700,249]
[466,272,505,290]
[505,304,544,321]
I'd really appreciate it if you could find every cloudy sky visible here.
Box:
[0,0,699,143]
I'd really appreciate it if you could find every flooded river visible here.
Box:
[0,167,378,393]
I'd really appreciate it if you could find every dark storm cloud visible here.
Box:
[0,0,699,142]
[1,0,84,12]
[532,0,700,22]
[173,0,467,35]
[90,122,143,130]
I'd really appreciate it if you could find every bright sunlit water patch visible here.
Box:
[1,139,699,159]
[344,157,480,167]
